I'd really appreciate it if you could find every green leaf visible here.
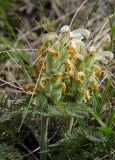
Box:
[98,78,111,113]
[97,126,113,133]
[108,107,115,128]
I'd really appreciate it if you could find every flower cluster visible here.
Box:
[23,25,114,105]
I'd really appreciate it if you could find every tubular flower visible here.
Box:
[36,58,46,70]
[32,58,46,78]
[93,64,102,78]
[67,44,77,58]
[88,46,97,56]
[39,77,50,89]
[83,89,90,101]
[60,82,66,93]
[76,72,85,85]
[54,72,63,80]
[89,81,100,92]
[65,60,74,76]
[95,51,114,64]
[22,82,35,92]
[47,47,59,57]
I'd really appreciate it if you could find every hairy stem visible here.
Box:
[40,116,48,160]
[59,116,74,160]
[66,116,74,133]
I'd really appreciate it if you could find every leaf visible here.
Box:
[108,108,115,128]
[97,126,113,133]
[98,78,111,113]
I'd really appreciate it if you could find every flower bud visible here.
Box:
[89,81,100,92]
[88,46,97,56]
[54,72,63,80]
[67,44,76,58]
[83,89,90,101]
[76,72,85,85]
[60,25,70,34]
[93,64,102,78]
[39,77,50,89]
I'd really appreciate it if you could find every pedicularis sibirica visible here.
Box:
[22,25,113,160]
[23,25,113,104]
[23,26,113,160]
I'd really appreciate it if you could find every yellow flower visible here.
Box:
[89,81,100,92]
[22,82,35,92]
[54,72,62,80]
[47,47,59,57]
[36,58,46,70]
[67,44,76,58]
[93,64,102,78]
[83,89,90,101]
[76,72,85,85]
[32,58,46,78]
[60,82,66,93]
[65,61,74,76]
[39,77,50,89]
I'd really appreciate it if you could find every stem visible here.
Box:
[40,116,48,160]
[66,116,74,133]
[60,116,74,160]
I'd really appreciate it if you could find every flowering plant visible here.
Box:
[21,25,114,160]
[23,25,113,104]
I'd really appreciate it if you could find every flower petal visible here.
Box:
[71,29,90,39]
[95,51,114,64]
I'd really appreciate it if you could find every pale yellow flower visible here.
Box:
[54,72,63,80]
[60,82,66,93]
[47,47,59,57]
[22,82,35,92]
[39,77,50,89]
[93,64,102,78]
[65,60,74,76]
[76,72,85,85]
[88,46,97,56]
[83,89,90,101]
